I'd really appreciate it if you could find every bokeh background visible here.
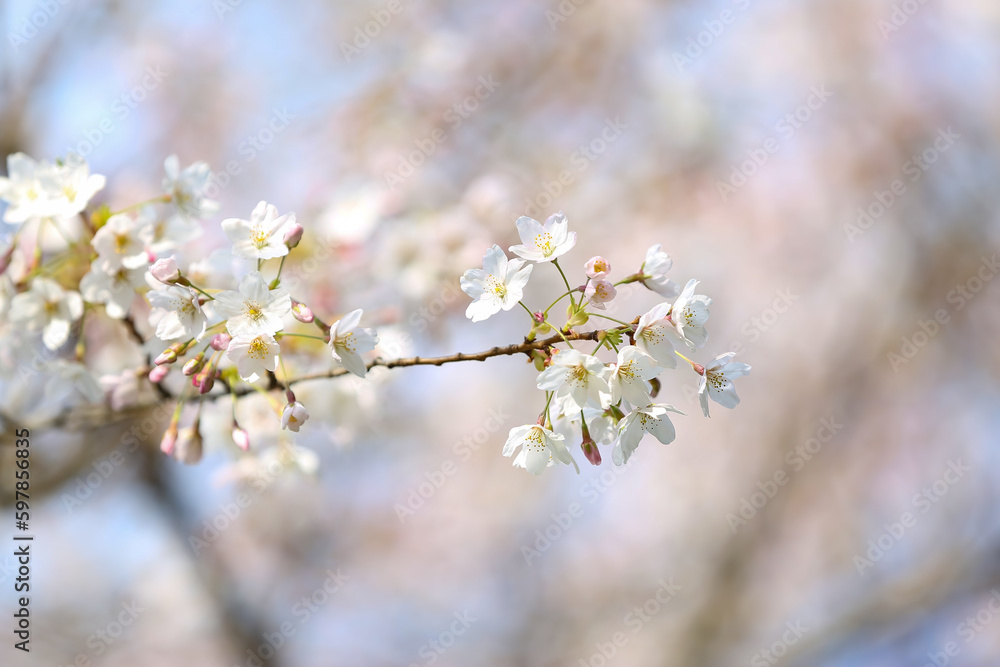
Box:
[2,0,1000,665]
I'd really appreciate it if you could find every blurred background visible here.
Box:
[2,0,1000,665]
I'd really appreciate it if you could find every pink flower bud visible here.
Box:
[581,439,602,466]
[155,348,178,365]
[148,365,170,383]
[197,371,215,394]
[160,424,178,455]
[584,256,611,280]
[210,334,231,351]
[182,353,205,376]
[150,257,181,284]
[232,427,250,451]
[283,223,304,248]
[291,300,314,323]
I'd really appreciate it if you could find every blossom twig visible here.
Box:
[225,329,603,397]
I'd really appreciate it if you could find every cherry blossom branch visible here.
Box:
[225,329,605,398]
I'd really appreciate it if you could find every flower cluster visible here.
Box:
[0,152,750,477]
[0,152,378,464]
[461,212,751,475]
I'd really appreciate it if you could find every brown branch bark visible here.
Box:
[229,329,604,397]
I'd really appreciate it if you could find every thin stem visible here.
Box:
[588,312,634,329]
[277,332,329,342]
[278,355,292,396]
[270,256,287,288]
[189,284,215,301]
[517,300,535,319]
[674,349,699,369]
[542,391,554,424]
[614,273,649,286]
[552,258,576,307]
[551,324,576,349]
[111,194,170,216]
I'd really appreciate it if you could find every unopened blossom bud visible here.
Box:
[182,353,205,376]
[533,311,546,324]
[210,333,231,351]
[150,257,180,284]
[232,427,250,452]
[292,300,314,323]
[148,365,169,383]
[196,370,215,394]
[581,438,602,466]
[156,341,192,365]
[160,423,178,455]
[174,426,204,464]
[584,256,611,280]
[283,223,304,248]
[580,421,601,466]
[155,348,178,366]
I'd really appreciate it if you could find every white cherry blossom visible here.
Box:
[612,404,684,466]
[48,153,106,219]
[163,155,219,219]
[92,214,152,270]
[214,271,291,337]
[509,211,576,262]
[609,346,661,407]
[222,201,296,260]
[536,349,611,412]
[0,153,48,223]
[281,401,310,432]
[668,278,712,350]
[329,308,378,377]
[147,285,207,340]
[584,279,616,309]
[698,352,752,417]
[227,332,280,382]
[8,277,83,350]
[140,205,202,254]
[79,260,146,319]
[502,424,578,475]
[0,152,104,224]
[460,244,532,322]
[634,303,677,369]
[641,244,680,298]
